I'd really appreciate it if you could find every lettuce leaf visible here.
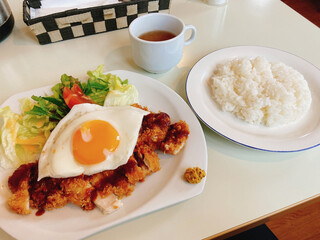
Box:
[0,106,20,169]
[0,99,57,169]
[84,65,111,105]
[104,75,139,106]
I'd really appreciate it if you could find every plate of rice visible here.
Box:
[186,46,320,152]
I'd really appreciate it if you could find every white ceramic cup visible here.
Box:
[129,13,196,73]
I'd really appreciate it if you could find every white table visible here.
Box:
[1,0,320,239]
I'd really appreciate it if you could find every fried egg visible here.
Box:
[38,104,148,180]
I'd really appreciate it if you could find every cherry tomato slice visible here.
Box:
[63,84,94,109]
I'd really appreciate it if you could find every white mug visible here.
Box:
[129,13,196,73]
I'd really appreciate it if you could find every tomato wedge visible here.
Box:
[63,84,95,109]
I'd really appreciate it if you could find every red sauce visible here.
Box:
[90,189,98,202]
[8,163,33,193]
[93,170,125,191]
[35,208,45,216]
[119,158,137,175]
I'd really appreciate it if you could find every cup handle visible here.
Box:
[184,25,196,46]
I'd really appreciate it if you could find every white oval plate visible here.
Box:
[0,70,207,240]
[186,46,320,152]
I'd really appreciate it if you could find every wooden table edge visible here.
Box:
[203,193,320,240]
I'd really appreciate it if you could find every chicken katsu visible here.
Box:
[7,109,190,216]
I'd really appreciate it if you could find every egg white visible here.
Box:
[38,104,148,180]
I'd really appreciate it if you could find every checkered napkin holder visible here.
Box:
[23,0,171,45]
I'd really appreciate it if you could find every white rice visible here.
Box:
[210,56,312,127]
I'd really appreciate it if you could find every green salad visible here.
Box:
[0,65,139,169]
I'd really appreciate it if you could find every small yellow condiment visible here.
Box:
[184,167,206,184]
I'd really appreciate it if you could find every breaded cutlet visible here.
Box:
[7,111,190,215]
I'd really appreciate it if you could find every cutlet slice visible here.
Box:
[91,156,148,214]
[60,175,95,211]
[44,189,68,211]
[7,163,69,215]
[29,177,68,212]
[139,112,171,150]
[112,176,135,199]
[122,156,147,184]
[88,161,139,214]
[7,163,33,215]
[134,144,160,175]
[89,171,114,198]
[89,167,135,199]
[160,121,190,155]
[7,179,31,215]
[28,164,68,213]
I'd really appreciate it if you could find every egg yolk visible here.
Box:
[72,120,120,165]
